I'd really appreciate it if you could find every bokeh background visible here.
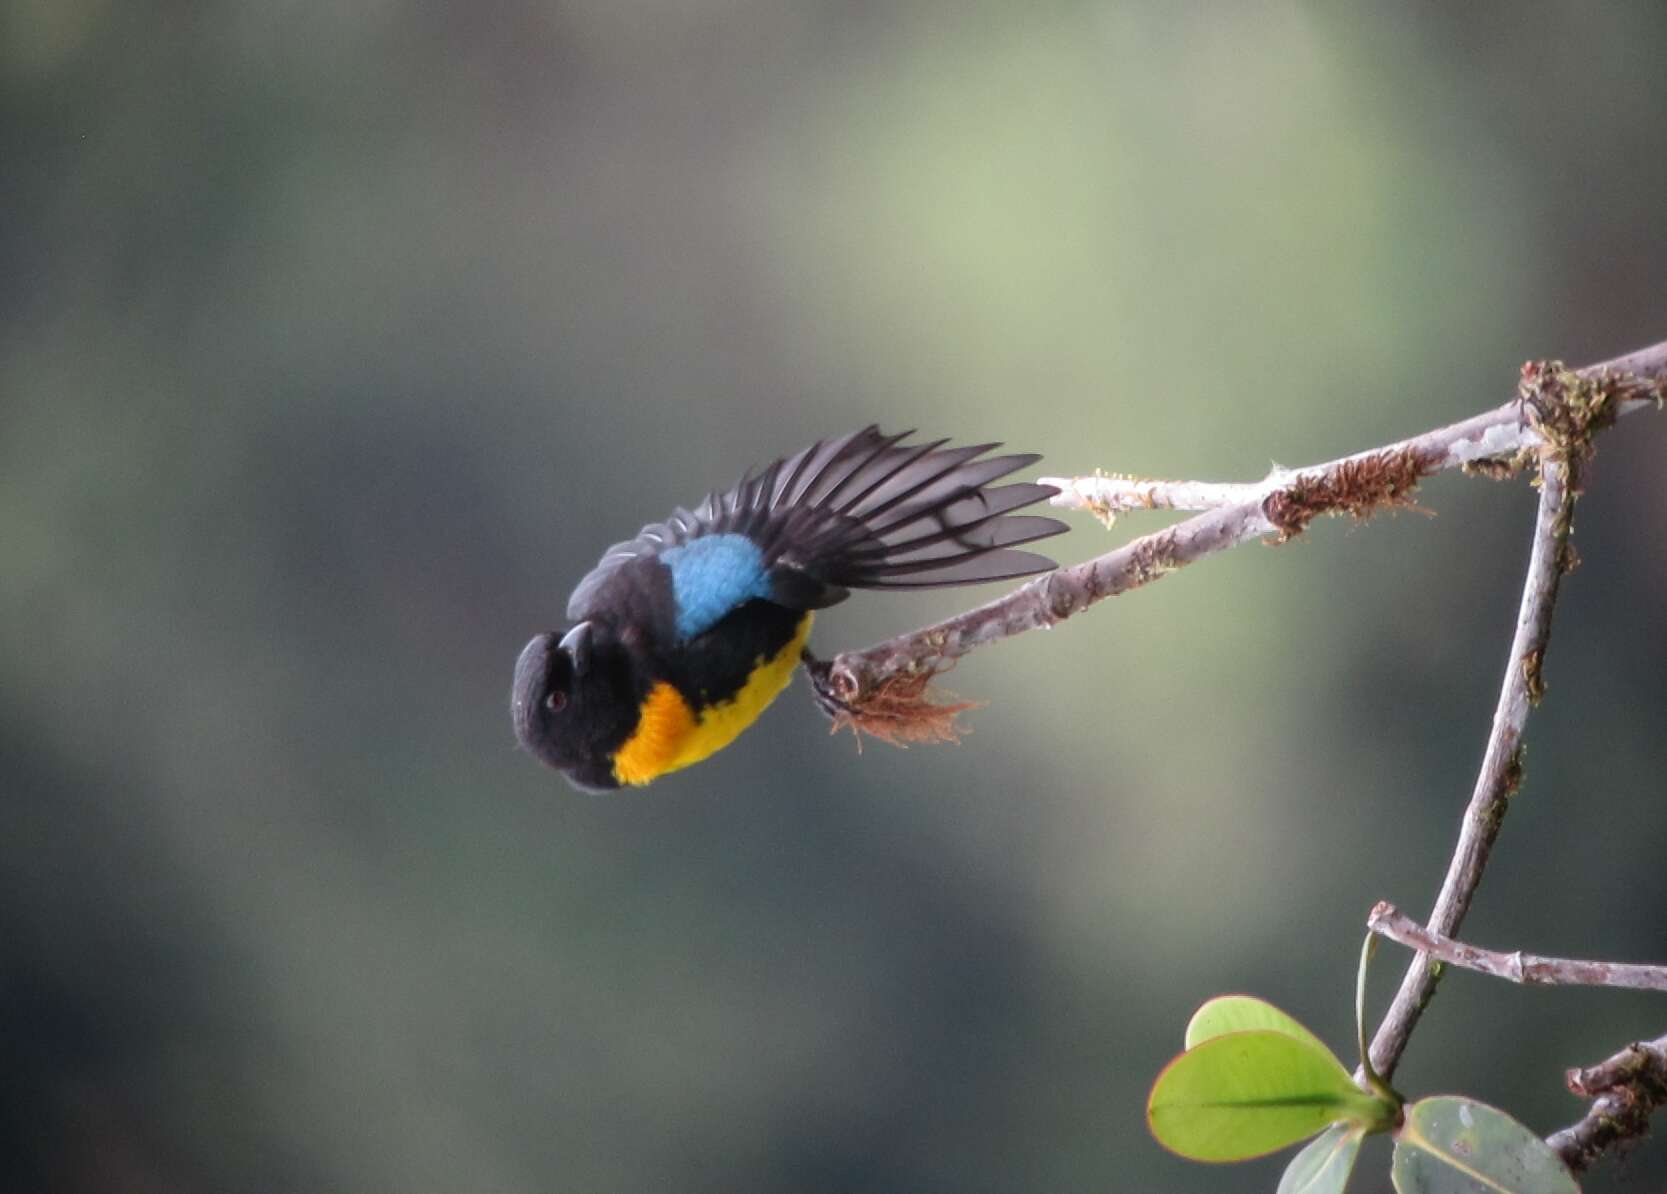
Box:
[5,2,1667,1190]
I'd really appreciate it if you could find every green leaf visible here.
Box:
[1278,1123,1365,1194]
[1392,1096,1578,1194]
[1148,1030,1388,1162]
[1185,995,1331,1054]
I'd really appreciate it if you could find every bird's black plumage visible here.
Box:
[514,426,1070,790]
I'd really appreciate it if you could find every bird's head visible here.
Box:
[511,621,641,792]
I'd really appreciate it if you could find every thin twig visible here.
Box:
[1368,901,1667,992]
[1363,452,1576,1081]
[1039,474,1269,523]
[813,342,1667,714]
[1545,1033,1667,1173]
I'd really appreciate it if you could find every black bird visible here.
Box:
[512,427,1069,790]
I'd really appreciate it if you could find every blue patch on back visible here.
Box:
[661,533,771,640]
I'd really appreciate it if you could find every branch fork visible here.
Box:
[805,340,1667,1174]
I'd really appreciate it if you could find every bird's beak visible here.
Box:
[559,621,593,676]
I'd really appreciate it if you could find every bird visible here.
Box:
[511,426,1070,791]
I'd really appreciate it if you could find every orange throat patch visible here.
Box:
[610,613,813,786]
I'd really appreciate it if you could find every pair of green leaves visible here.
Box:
[1146,993,1580,1193]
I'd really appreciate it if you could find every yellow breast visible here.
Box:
[611,613,813,786]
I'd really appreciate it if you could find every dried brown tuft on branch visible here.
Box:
[1461,451,1532,481]
[1262,446,1438,542]
[803,652,979,748]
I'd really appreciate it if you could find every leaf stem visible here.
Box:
[1354,934,1402,1118]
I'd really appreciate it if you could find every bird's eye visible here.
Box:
[545,691,568,713]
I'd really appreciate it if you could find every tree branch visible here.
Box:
[1367,901,1667,992]
[1363,448,1575,1081]
[808,342,1667,732]
[1546,1033,1667,1173]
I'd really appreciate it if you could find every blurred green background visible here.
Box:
[5,2,1666,1190]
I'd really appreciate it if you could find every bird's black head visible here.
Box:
[511,622,643,792]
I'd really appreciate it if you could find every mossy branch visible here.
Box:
[808,340,1667,737]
